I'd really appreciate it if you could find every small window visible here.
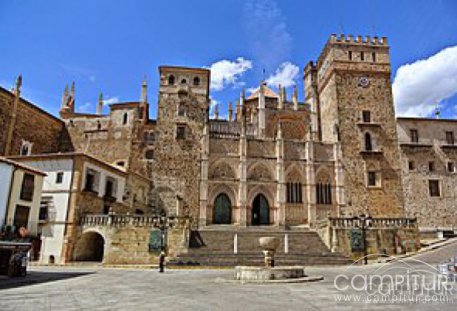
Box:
[97,121,101,130]
[176,125,186,140]
[367,171,377,187]
[429,161,435,172]
[193,77,200,86]
[362,111,371,123]
[104,178,116,199]
[348,51,352,60]
[39,205,48,221]
[123,113,128,125]
[20,173,35,201]
[365,132,373,151]
[448,162,455,173]
[410,129,419,143]
[429,180,440,197]
[84,170,96,192]
[116,161,125,167]
[20,141,32,156]
[360,52,365,61]
[446,131,454,145]
[408,161,415,171]
[168,75,175,85]
[181,78,187,84]
[56,172,64,184]
[372,52,376,62]
[145,149,154,160]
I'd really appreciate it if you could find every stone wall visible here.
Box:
[0,86,71,156]
[398,118,457,230]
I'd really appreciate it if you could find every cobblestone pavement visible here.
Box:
[1,242,457,311]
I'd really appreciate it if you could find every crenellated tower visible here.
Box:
[306,34,404,217]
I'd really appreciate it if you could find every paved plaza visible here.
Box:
[1,241,457,311]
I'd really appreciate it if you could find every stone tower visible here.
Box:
[152,66,210,220]
[306,34,405,217]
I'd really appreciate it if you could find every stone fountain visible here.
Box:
[234,236,323,283]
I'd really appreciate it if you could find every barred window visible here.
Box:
[286,182,302,203]
[316,182,332,205]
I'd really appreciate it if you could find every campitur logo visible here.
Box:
[333,255,455,304]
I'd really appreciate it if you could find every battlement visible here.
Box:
[329,34,388,46]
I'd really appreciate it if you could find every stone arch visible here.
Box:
[247,185,275,209]
[209,160,237,180]
[315,166,332,183]
[315,167,333,205]
[208,184,237,207]
[247,162,274,181]
[285,164,305,182]
[362,130,377,151]
[74,230,106,262]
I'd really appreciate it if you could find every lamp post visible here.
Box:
[158,211,167,273]
[358,214,372,265]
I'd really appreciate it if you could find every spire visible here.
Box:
[15,74,22,92]
[141,75,148,103]
[214,103,219,119]
[293,84,298,110]
[61,85,69,108]
[240,87,245,107]
[97,92,103,114]
[277,84,283,109]
[228,102,233,121]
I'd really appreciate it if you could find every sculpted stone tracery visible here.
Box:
[209,161,236,180]
[247,163,274,181]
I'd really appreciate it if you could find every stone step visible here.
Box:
[180,228,352,266]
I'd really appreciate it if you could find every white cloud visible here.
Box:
[103,96,119,105]
[208,58,252,91]
[265,62,299,88]
[243,0,292,70]
[393,45,457,117]
[79,102,91,112]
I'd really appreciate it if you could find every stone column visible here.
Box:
[199,124,209,227]
[305,140,316,226]
[275,123,286,226]
[238,110,248,226]
[333,143,345,216]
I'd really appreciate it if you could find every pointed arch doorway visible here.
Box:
[213,193,232,224]
[252,194,269,225]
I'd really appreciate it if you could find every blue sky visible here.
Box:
[0,0,456,119]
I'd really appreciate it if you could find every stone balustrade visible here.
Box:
[328,217,417,229]
[81,214,190,228]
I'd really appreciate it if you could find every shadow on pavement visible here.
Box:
[0,270,94,290]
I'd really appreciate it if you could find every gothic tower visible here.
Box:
[307,34,405,217]
[153,66,210,220]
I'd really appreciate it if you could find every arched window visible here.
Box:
[97,120,101,130]
[181,78,187,85]
[168,75,175,85]
[316,182,332,205]
[214,193,231,224]
[123,113,128,125]
[365,132,373,151]
[193,77,200,86]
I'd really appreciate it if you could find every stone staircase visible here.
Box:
[168,226,352,266]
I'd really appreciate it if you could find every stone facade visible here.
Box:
[398,118,457,232]
[3,33,454,265]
